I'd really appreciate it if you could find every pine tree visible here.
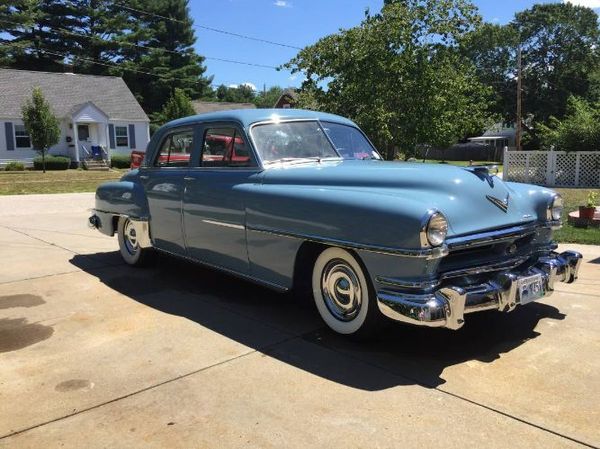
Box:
[120,0,213,113]
[61,0,130,75]
[0,0,69,72]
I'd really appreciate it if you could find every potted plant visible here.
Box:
[579,191,598,220]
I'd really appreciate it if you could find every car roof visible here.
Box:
[164,108,357,129]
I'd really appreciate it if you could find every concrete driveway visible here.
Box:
[0,193,599,449]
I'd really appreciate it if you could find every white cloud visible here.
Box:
[563,0,600,8]
[227,84,238,89]
[274,0,292,7]
[241,82,257,91]
[492,17,500,23]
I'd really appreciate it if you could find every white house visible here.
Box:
[468,122,516,150]
[0,68,150,166]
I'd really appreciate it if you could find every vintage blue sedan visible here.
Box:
[90,109,582,337]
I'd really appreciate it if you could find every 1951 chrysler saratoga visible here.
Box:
[90,109,582,337]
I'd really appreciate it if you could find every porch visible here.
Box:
[69,102,111,170]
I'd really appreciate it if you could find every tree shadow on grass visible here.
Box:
[70,251,566,390]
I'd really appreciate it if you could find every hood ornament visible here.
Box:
[486,194,509,212]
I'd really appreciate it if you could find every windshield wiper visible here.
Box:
[263,156,341,166]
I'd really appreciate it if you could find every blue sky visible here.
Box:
[190,0,599,91]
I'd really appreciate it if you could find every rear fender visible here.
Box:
[94,181,149,236]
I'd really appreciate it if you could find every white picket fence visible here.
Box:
[504,150,600,187]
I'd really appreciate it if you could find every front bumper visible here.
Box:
[377,250,583,330]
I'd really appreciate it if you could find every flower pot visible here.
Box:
[579,206,596,220]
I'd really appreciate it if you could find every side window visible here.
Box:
[201,127,253,168]
[154,129,193,167]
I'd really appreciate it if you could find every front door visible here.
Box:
[138,126,195,255]
[77,124,90,141]
[182,124,260,274]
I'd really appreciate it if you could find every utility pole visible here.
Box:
[516,47,522,151]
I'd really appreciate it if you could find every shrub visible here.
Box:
[4,161,26,171]
[33,155,70,170]
[111,153,131,169]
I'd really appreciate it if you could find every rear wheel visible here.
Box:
[117,216,153,266]
[312,247,382,337]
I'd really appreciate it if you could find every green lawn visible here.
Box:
[0,169,125,195]
[553,188,600,245]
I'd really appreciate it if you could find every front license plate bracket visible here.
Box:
[518,274,544,305]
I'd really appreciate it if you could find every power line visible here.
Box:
[112,1,302,50]
[0,19,283,70]
[1,43,203,82]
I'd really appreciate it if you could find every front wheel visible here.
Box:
[312,247,383,338]
[117,216,153,266]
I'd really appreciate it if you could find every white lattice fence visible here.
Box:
[504,150,600,187]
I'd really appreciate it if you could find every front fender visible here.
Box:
[245,185,433,250]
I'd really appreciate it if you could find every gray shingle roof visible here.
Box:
[0,68,148,121]
[192,101,256,114]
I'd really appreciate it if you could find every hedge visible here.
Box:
[33,155,71,170]
[4,161,26,171]
[111,154,131,169]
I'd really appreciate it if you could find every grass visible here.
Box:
[553,188,600,245]
[0,169,125,195]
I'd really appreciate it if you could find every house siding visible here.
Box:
[108,121,150,155]
[0,119,78,163]
[0,119,150,161]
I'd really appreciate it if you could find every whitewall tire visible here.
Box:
[312,247,381,337]
[117,216,153,266]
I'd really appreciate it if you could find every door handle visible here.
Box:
[139,175,149,180]
[184,176,195,182]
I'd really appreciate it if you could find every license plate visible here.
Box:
[518,274,544,305]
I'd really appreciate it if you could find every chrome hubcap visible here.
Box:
[321,259,362,322]
[124,220,139,255]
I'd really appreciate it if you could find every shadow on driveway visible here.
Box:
[70,252,566,390]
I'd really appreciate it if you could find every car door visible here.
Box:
[182,123,261,274]
[138,126,197,255]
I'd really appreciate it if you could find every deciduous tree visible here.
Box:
[286,0,494,159]
[154,87,196,125]
[21,87,60,173]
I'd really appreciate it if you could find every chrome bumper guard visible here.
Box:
[377,251,583,330]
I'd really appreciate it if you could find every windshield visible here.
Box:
[321,122,381,160]
[251,121,340,164]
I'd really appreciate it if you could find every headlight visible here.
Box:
[425,212,448,247]
[550,195,563,221]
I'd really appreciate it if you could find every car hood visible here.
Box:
[261,160,539,237]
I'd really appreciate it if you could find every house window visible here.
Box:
[115,126,129,147]
[14,125,31,148]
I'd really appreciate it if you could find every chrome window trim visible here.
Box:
[248,118,382,168]
[198,123,260,169]
[246,225,449,259]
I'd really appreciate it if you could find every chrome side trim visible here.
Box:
[201,219,245,230]
[246,225,449,259]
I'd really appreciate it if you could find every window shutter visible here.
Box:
[108,124,115,149]
[5,122,14,151]
[128,124,136,149]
